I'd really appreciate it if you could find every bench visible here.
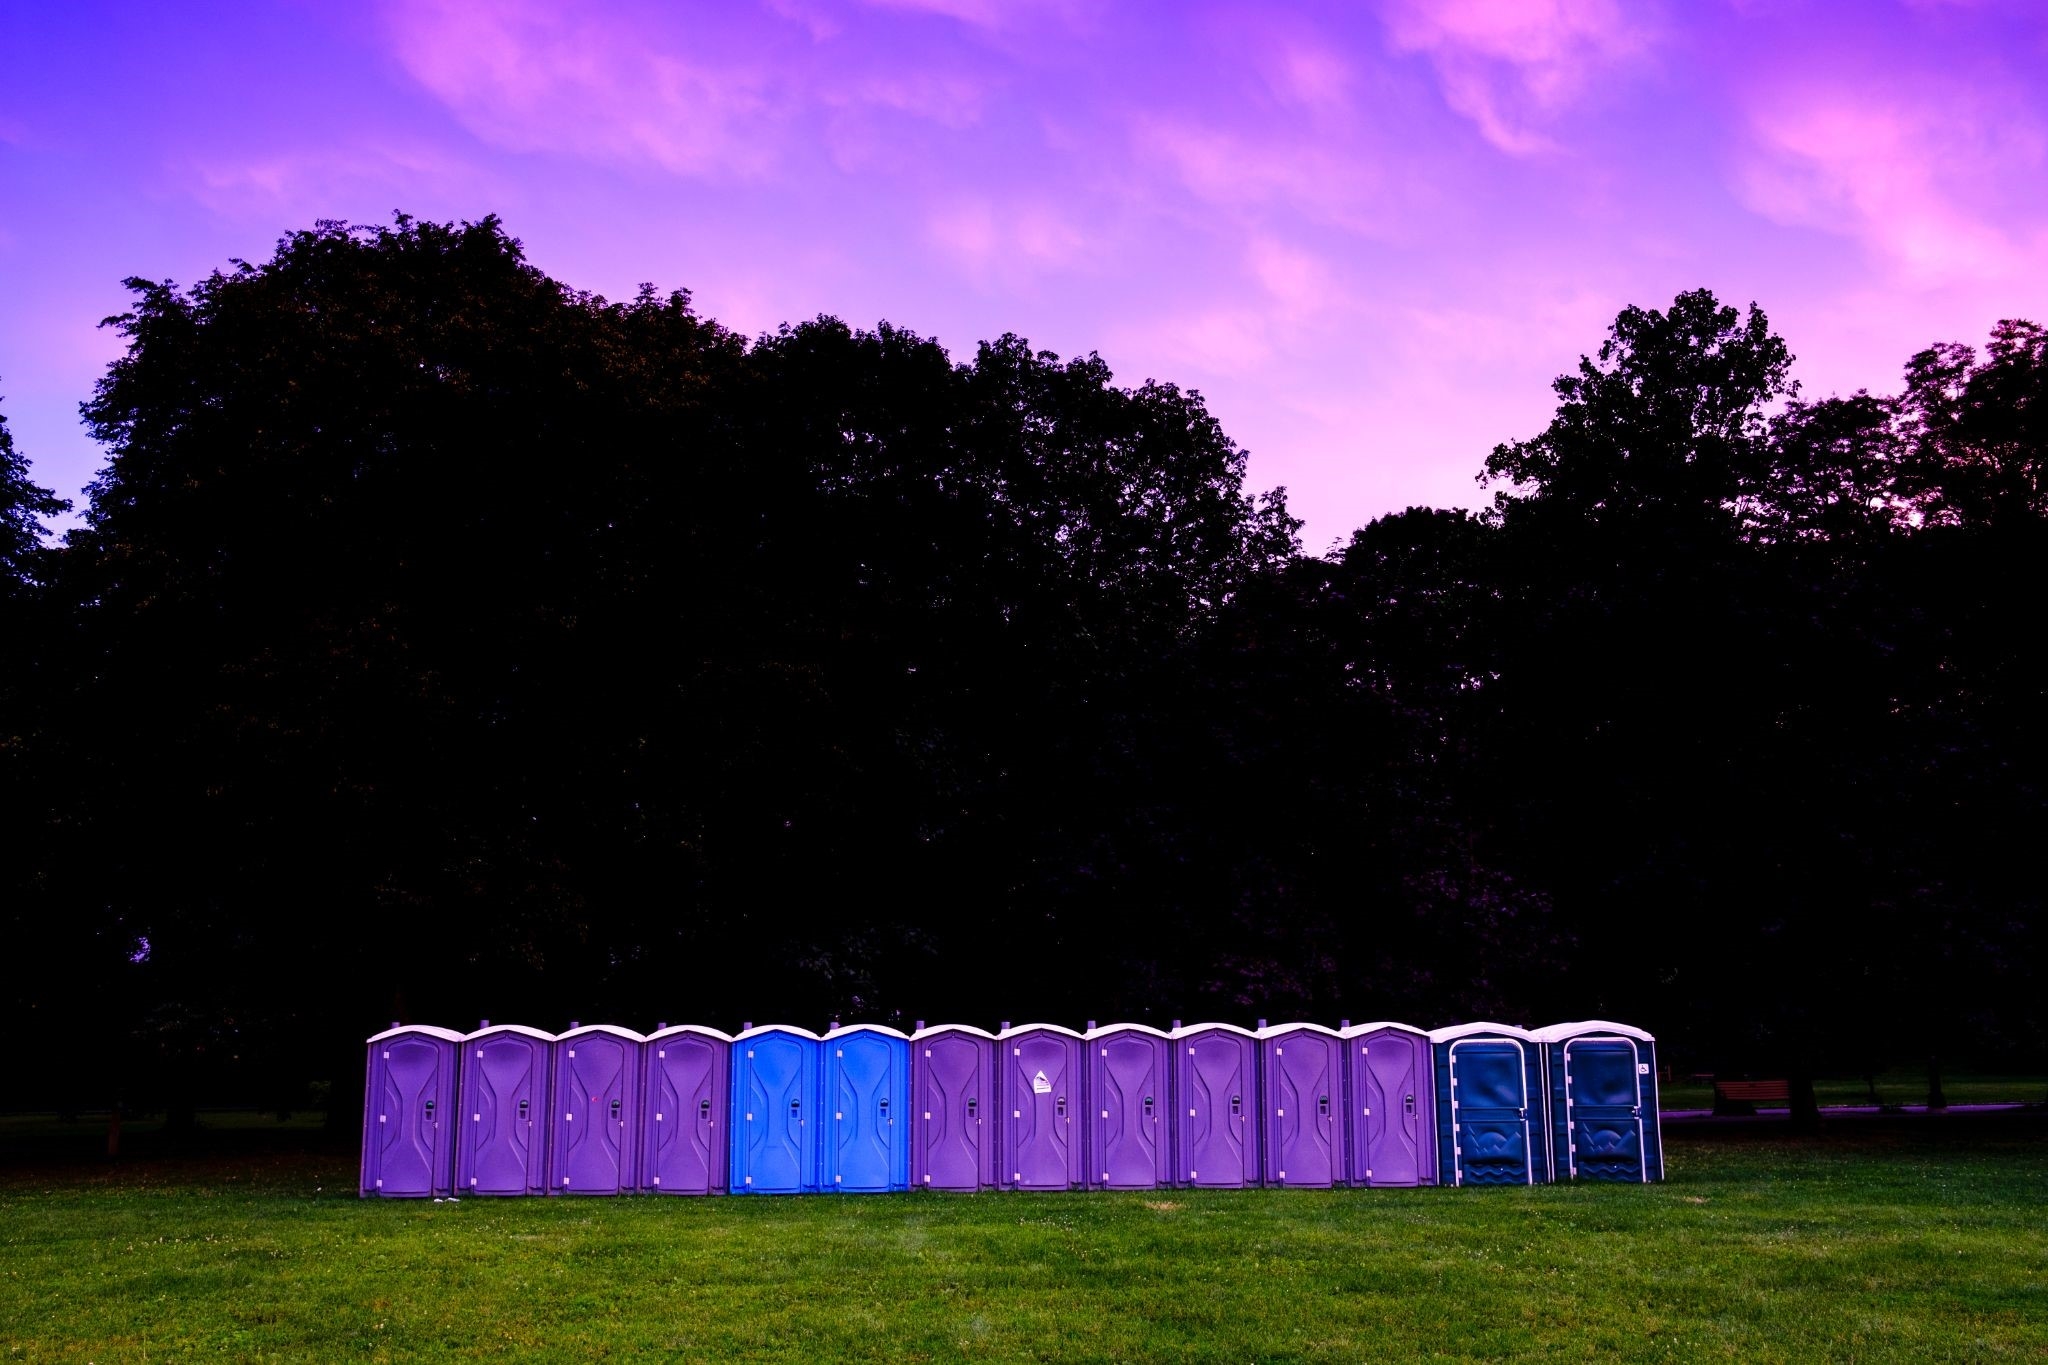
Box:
[1712,1078,1789,1116]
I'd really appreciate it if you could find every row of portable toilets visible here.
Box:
[361,1019,1663,1199]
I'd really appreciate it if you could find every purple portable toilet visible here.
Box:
[1339,1021,1438,1187]
[457,1024,555,1197]
[550,1025,646,1195]
[1171,1023,1261,1188]
[911,1024,997,1191]
[1084,1023,1174,1190]
[360,1025,462,1198]
[997,1023,1086,1191]
[1258,1022,1346,1188]
[640,1025,732,1196]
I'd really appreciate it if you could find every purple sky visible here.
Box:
[4,1,2046,549]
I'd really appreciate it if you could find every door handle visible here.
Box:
[1405,1093,1415,1116]
[1318,1094,1330,1118]
[1230,1094,1242,1117]
[879,1096,891,1123]
[1143,1096,1155,1120]
[699,1099,711,1122]
[967,1097,978,1119]
[1056,1096,1067,1119]
[518,1098,529,1122]
[610,1098,622,1123]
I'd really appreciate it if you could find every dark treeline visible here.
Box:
[2,217,2040,1125]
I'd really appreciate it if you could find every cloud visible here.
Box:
[926,198,1092,284]
[1377,0,1653,154]
[1736,82,2048,284]
[1134,117,1384,233]
[384,0,785,177]
[185,143,496,223]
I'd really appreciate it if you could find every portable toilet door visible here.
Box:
[730,1026,823,1194]
[641,1026,732,1196]
[1534,1021,1663,1183]
[1171,1023,1261,1188]
[550,1025,645,1195]
[822,1025,912,1193]
[997,1024,1086,1191]
[360,1025,462,1198]
[1339,1022,1437,1187]
[1429,1023,1550,1186]
[1258,1023,1345,1188]
[1084,1024,1173,1190]
[457,1024,555,1197]
[911,1024,996,1191]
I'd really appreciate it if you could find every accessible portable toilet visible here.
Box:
[1084,1023,1174,1190]
[457,1023,555,1197]
[730,1025,823,1194]
[911,1024,997,1191]
[1339,1021,1438,1187]
[1534,1021,1663,1183]
[640,1025,732,1196]
[1171,1022,1261,1188]
[997,1023,1086,1191]
[1429,1022,1551,1186]
[821,1024,912,1193]
[360,1024,462,1198]
[550,1024,645,1195]
[1258,1022,1346,1188]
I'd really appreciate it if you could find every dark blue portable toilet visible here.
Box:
[1084,1024,1174,1190]
[1258,1023,1345,1188]
[1340,1021,1437,1187]
[550,1025,645,1195]
[1171,1022,1261,1188]
[911,1024,996,1191]
[997,1024,1086,1191]
[1429,1023,1550,1186]
[457,1023,554,1197]
[641,1025,732,1196]
[1534,1021,1663,1183]
[822,1025,912,1193]
[730,1025,823,1194]
[360,1025,462,1198]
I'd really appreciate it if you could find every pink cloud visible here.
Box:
[926,198,1093,284]
[1377,0,1654,154]
[384,0,785,177]
[1737,82,2048,285]
[186,142,499,224]
[1133,117,1387,234]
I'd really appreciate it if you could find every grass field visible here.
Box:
[3,1117,2044,1362]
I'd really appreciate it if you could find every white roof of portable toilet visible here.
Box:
[646,1024,735,1043]
[1169,1021,1261,1040]
[460,1024,557,1043]
[1426,1021,1537,1044]
[996,1023,1086,1040]
[1255,1021,1344,1040]
[1338,1020,1429,1039]
[732,1024,825,1043]
[366,1024,466,1044]
[910,1023,999,1042]
[1084,1022,1174,1040]
[1531,1020,1655,1043]
[824,1023,912,1042]
[556,1024,649,1044]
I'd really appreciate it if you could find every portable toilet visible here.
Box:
[1258,1022,1345,1188]
[730,1025,823,1194]
[360,1024,462,1198]
[1171,1022,1261,1188]
[550,1025,645,1195]
[1084,1023,1173,1190]
[1534,1021,1663,1183]
[1429,1022,1550,1186]
[911,1024,997,1191]
[1339,1021,1437,1187]
[821,1024,912,1193]
[640,1025,732,1196]
[457,1023,555,1197]
[997,1023,1086,1191]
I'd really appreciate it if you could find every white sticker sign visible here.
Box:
[1031,1069,1052,1095]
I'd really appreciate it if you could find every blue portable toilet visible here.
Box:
[1428,1022,1550,1186]
[730,1025,824,1194]
[551,1025,646,1194]
[1084,1023,1174,1190]
[911,1024,997,1191]
[1258,1022,1346,1188]
[641,1025,733,1196]
[1171,1022,1261,1188]
[360,1024,462,1198]
[821,1025,912,1193]
[1534,1021,1663,1183]
[997,1023,1087,1191]
[457,1023,555,1196]
[1339,1021,1437,1187]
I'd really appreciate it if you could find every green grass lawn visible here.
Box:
[1657,1072,2048,1112]
[3,1119,2044,1362]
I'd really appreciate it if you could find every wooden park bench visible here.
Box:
[1712,1078,1790,1116]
